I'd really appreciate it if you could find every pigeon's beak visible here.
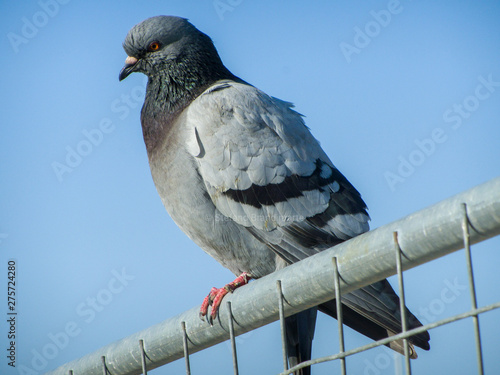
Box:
[119,56,139,81]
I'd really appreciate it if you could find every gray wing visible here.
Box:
[185,80,370,263]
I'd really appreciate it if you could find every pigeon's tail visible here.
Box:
[319,280,430,359]
[285,307,318,375]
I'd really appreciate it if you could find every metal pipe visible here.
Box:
[101,356,107,375]
[393,232,411,375]
[139,340,147,375]
[181,321,191,375]
[44,177,500,375]
[276,280,289,372]
[227,302,239,375]
[461,204,484,375]
[332,257,346,375]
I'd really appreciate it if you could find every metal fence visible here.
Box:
[44,177,500,375]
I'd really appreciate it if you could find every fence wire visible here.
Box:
[44,177,500,375]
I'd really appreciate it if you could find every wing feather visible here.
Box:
[186,80,369,255]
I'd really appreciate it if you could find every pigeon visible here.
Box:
[119,16,430,373]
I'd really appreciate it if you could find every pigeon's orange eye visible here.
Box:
[148,41,160,51]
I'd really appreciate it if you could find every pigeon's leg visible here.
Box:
[199,272,251,323]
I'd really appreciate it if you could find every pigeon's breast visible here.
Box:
[146,114,281,278]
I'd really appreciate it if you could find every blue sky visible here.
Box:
[1,1,500,374]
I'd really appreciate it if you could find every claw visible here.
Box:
[199,288,217,321]
[198,272,251,323]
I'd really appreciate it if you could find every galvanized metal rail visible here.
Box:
[44,177,500,375]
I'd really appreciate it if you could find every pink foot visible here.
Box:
[199,272,251,324]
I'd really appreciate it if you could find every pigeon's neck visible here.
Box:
[144,71,207,114]
[140,62,235,152]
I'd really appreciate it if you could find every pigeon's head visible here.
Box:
[119,16,229,82]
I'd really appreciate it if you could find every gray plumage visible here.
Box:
[119,16,430,372]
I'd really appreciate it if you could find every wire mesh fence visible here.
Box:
[44,177,500,375]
